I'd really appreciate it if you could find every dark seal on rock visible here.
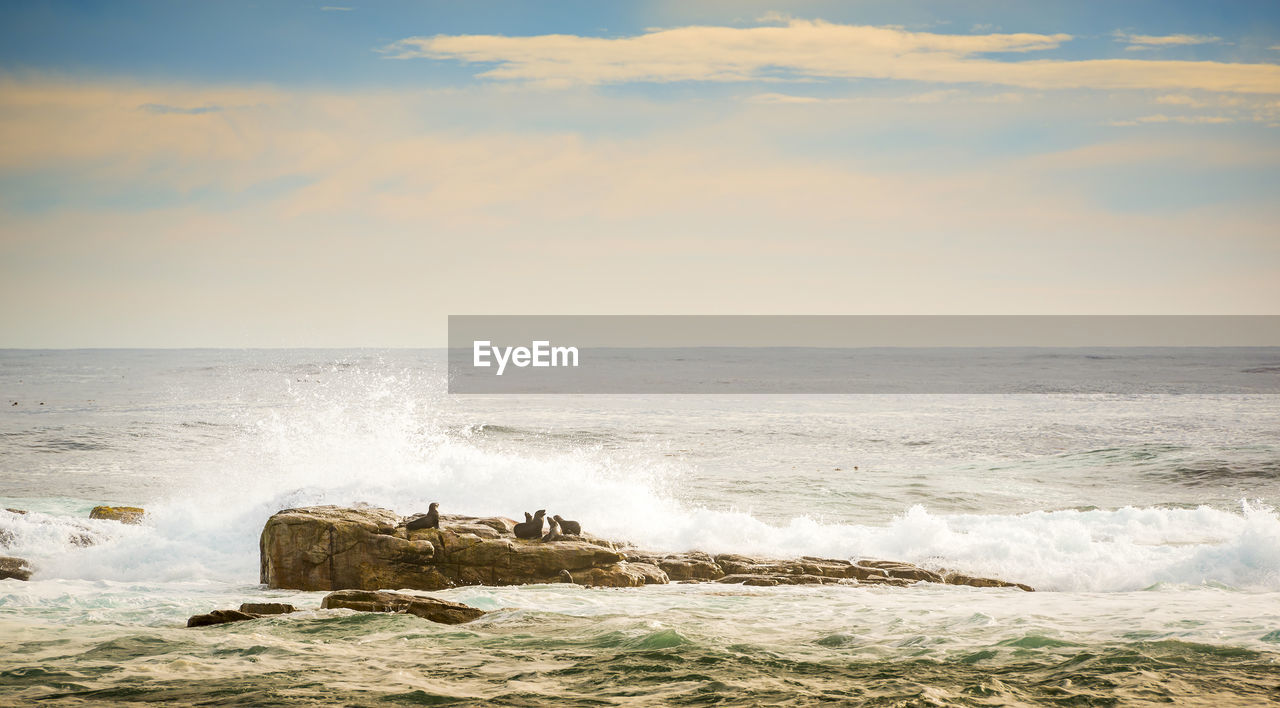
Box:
[553,515,581,535]
[405,502,440,531]
[513,509,546,539]
[542,515,563,542]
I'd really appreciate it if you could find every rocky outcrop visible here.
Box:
[187,609,262,627]
[259,506,1033,593]
[187,602,299,627]
[0,556,33,581]
[260,506,659,591]
[321,589,487,624]
[89,506,145,524]
[239,602,297,615]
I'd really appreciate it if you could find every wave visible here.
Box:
[4,441,1277,593]
[3,366,1276,593]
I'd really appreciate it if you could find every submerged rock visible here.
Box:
[0,556,33,581]
[188,603,298,627]
[187,609,261,627]
[239,602,297,615]
[321,589,487,624]
[259,506,1033,593]
[89,506,145,524]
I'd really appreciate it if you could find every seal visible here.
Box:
[513,509,545,539]
[405,502,440,531]
[553,515,581,535]
[541,515,563,542]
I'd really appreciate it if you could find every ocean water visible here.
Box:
[1,349,1279,706]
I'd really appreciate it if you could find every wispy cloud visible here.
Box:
[1154,94,1208,108]
[321,6,353,11]
[385,20,1280,94]
[140,103,223,115]
[1109,114,1234,126]
[1116,32,1221,50]
[747,92,831,104]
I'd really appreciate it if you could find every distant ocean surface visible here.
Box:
[2,349,1279,705]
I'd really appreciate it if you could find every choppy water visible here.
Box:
[2,349,1279,705]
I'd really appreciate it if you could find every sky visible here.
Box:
[1,0,1278,347]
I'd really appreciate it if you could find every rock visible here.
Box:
[0,556,33,581]
[570,561,669,587]
[4,508,26,515]
[187,609,260,627]
[944,573,1034,592]
[628,551,725,581]
[260,506,440,591]
[718,574,781,587]
[89,506,145,524]
[239,602,297,614]
[854,560,944,584]
[261,505,642,591]
[321,589,486,624]
[258,506,1033,593]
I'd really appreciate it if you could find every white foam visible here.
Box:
[5,368,1276,592]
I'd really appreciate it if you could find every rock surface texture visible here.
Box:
[89,506,146,524]
[260,506,1033,593]
[0,556,33,581]
[187,602,299,627]
[321,589,488,624]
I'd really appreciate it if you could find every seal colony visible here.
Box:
[416,504,584,541]
[259,505,1034,593]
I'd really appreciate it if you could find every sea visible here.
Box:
[1,349,1278,706]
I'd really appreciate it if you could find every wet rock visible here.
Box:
[321,589,486,624]
[260,506,440,591]
[187,609,260,627]
[718,574,781,587]
[259,506,1033,593]
[944,573,1034,592]
[628,551,725,581]
[0,556,33,581]
[261,506,643,591]
[855,560,945,584]
[89,506,145,524]
[239,602,297,614]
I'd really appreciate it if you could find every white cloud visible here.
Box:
[1109,114,1234,127]
[747,92,830,104]
[1116,32,1221,50]
[2,76,1278,345]
[1155,94,1207,107]
[755,11,791,25]
[385,20,1280,94]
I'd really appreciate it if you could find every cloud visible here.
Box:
[755,11,791,25]
[747,92,830,104]
[140,103,224,115]
[321,6,353,11]
[1154,94,1208,107]
[1116,32,1221,50]
[384,20,1280,94]
[1109,114,1234,127]
[2,76,1278,345]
